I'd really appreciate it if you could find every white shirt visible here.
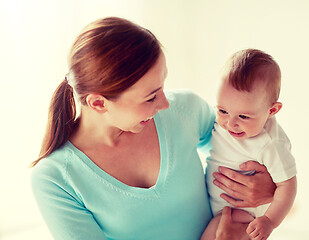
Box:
[206,117,297,217]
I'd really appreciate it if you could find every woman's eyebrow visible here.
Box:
[144,87,162,98]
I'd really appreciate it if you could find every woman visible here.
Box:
[31,17,275,240]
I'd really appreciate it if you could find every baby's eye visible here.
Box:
[146,95,157,102]
[239,115,250,120]
[219,109,228,114]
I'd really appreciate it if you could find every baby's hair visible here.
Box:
[223,49,281,104]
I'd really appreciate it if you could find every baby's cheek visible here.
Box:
[246,123,263,137]
[216,116,225,127]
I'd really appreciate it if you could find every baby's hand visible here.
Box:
[246,216,274,240]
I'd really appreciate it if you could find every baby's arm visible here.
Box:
[246,176,297,240]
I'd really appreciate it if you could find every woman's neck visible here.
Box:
[70,107,125,149]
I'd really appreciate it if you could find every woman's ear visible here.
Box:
[268,102,282,118]
[86,94,107,113]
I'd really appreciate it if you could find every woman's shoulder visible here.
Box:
[161,89,215,150]
[31,142,74,187]
[165,89,205,103]
[165,89,213,115]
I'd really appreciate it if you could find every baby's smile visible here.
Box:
[228,130,245,138]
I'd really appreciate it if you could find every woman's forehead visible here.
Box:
[118,53,167,100]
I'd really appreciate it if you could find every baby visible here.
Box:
[201,49,297,240]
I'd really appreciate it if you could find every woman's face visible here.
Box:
[104,52,169,133]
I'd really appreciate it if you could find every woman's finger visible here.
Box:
[220,206,232,224]
[217,166,251,186]
[240,161,267,173]
[216,207,233,235]
[213,178,243,198]
[213,170,247,194]
[219,194,248,208]
[216,207,250,240]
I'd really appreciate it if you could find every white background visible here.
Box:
[0,0,308,239]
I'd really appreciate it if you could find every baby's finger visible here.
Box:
[246,220,256,235]
[249,230,260,240]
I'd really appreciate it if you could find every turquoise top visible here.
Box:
[31,90,215,240]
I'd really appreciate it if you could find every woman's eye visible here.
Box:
[146,95,157,102]
[219,109,227,114]
[239,115,249,120]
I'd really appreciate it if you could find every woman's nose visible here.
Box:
[156,92,169,111]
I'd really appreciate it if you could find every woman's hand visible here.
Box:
[213,161,276,208]
[215,207,250,240]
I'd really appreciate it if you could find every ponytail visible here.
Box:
[31,79,78,167]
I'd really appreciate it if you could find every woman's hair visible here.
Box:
[31,17,162,167]
[223,48,281,104]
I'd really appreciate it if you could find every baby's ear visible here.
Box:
[268,102,282,118]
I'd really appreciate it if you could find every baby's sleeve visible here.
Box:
[258,123,297,183]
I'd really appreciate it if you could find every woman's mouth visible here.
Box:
[140,117,153,125]
[228,130,245,138]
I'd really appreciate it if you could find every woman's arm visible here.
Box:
[31,166,108,240]
[212,161,276,208]
[215,207,250,240]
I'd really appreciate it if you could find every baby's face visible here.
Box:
[216,81,272,140]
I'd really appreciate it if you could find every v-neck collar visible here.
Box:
[66,112,168,197]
